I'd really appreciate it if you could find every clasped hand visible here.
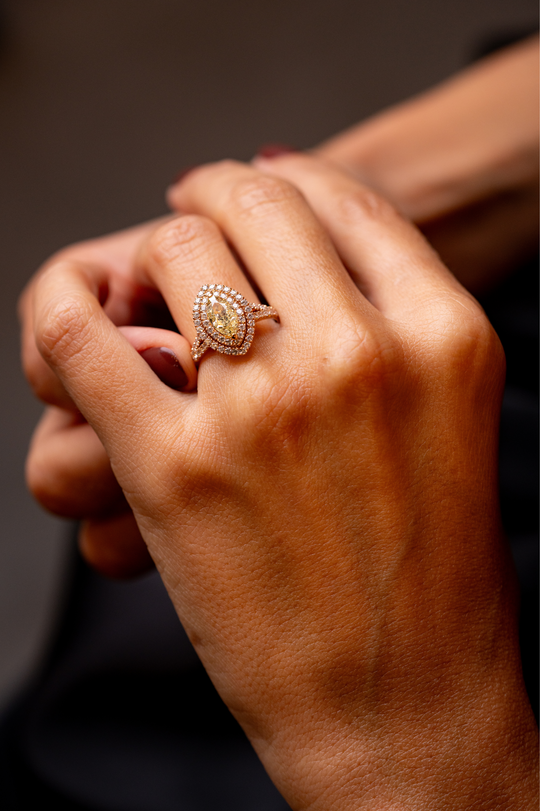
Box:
[20,154,537,809]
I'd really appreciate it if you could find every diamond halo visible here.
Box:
[190,284,279,362]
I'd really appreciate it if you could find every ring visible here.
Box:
[190,284,279,362]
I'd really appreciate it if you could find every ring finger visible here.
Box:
[135,215,263,355]
[166,161,375,343]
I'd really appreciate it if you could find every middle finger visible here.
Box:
[167,161,374,331]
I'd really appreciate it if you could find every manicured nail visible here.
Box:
[140,347,188,391]
[171,165,198,185]
[256,143,298,159]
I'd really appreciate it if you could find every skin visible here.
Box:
[29,157,538,808]
[21,220,198,575]
[20,37,539,576]
[17,38,539,805]
[317,35,539,294]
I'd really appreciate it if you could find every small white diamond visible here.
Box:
[202,285,208,290]
[223,286,229,292]
[216,284,222,290]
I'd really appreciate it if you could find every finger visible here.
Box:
[26,406,124,518]
[119,326,197,391]
[20,283,77,409]
[252,152,472,321]
[166,162,370,329]
[32,259,189,478]
[79,512,154,580]
[19,219,171,410]
[26,406,153,579]
[134,215,263,347]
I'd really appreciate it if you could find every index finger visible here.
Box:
[20,219,168,410]
[20,281,75,409]
[32,258,190,485]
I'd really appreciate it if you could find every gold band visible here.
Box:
[191,284,279,362]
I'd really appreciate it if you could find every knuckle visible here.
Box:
[198,369,316,475]
[320,319,402,399]
[35,272,94,367]
[147,215,220,267]
[420,295,505,382]
[249,367,309,430]
[228,175,301,218]
[337,186,399,227]
[234,371,317,466]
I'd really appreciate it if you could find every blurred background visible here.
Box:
[0,0,538,709]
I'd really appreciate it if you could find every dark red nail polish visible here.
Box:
[140,347,188,391]
[256,143,298,159]
[171,165,198,185]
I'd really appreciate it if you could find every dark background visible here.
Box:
[0,0,538,706]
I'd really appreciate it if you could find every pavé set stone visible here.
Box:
[190,284,279,362]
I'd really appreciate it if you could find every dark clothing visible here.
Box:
[1,256,537,810]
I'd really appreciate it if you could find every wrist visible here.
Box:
[235,608,537,811]
[257,671,538,811]
[316,36,539,223]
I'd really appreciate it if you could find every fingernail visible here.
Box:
[171,165,198,185]
[140,347,188,391]
[255,143,298,159]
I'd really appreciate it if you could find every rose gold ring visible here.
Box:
[190,284,280,362]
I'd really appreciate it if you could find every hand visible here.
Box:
[23,36,538,577]
[20,221,198,577]
[31,156,538,808]
[316,36,539,293]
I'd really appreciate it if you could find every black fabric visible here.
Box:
[0,550,290,810]
[477,256,539,722]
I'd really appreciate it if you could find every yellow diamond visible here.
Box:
[206,295,238,337]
